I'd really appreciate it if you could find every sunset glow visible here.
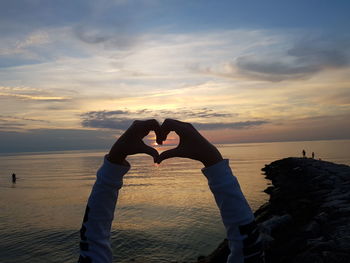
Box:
[0,1,349,152]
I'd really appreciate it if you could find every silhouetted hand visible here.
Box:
[108,119,163,166]
[156,119,223,167]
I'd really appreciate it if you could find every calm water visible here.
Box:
[0,140,349,263]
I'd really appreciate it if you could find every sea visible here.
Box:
[0,140,349,263]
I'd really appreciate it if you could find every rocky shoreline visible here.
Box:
[198,157,350,263]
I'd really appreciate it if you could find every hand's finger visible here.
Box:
[138,143,159,162]
[156,147,185,164]
[161,119,188,139]
[143,119,163,145]
[132,119,163,144]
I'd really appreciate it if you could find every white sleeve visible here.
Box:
[78,155,130,263]
[202,159,264,263]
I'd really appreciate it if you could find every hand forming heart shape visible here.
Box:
[108,119,223,168]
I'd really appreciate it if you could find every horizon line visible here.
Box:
[0,138,349,156]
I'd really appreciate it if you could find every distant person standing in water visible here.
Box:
[78,119,264,263]
[302,149,306,158]
[12,173,16,183]
[312,152,315,159]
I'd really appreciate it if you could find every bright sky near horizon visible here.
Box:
[0,0,350,152]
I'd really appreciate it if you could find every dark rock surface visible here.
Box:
[198,157,350,263]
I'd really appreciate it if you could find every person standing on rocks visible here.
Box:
[312,152,315,159]
[302,149,306,158]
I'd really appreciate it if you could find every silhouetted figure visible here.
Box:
[302,149,306,158]
[12,173,16,183]
[78,119,264,263]
[312,152,315,159]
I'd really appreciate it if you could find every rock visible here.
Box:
[302,221,321,238]
[198,158,350,263]
[292,252,323,263]
[260,214,293,235]
[197,239,230,263]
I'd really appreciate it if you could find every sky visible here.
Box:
[0,0,350,152]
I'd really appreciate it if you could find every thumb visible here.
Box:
[156,147,184,164]
[138,143,159,162]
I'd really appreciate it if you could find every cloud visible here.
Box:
[0,92,68,101]
[234,36,350,81]
[192,121,268,130]
[81,108,235,124]
[0,115,46,121]
[0,31,49,67]
[80,108,267,131]
[15,31,50,49]
[192,34,350,82]
[80,108,235,122]
[74,26,137,50]
[0,29,68,68]
[82,118,133,130]
[0,115,50,132]
[0,121,26,130]
[81,109,141,130]
[0,86,70,101]
[235,56,316,81]
[153,108,234,119]
[82,110,130,118]
[0,115,49,123]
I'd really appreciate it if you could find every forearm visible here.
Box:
[202,160,264,263]
[78,156,130,263]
